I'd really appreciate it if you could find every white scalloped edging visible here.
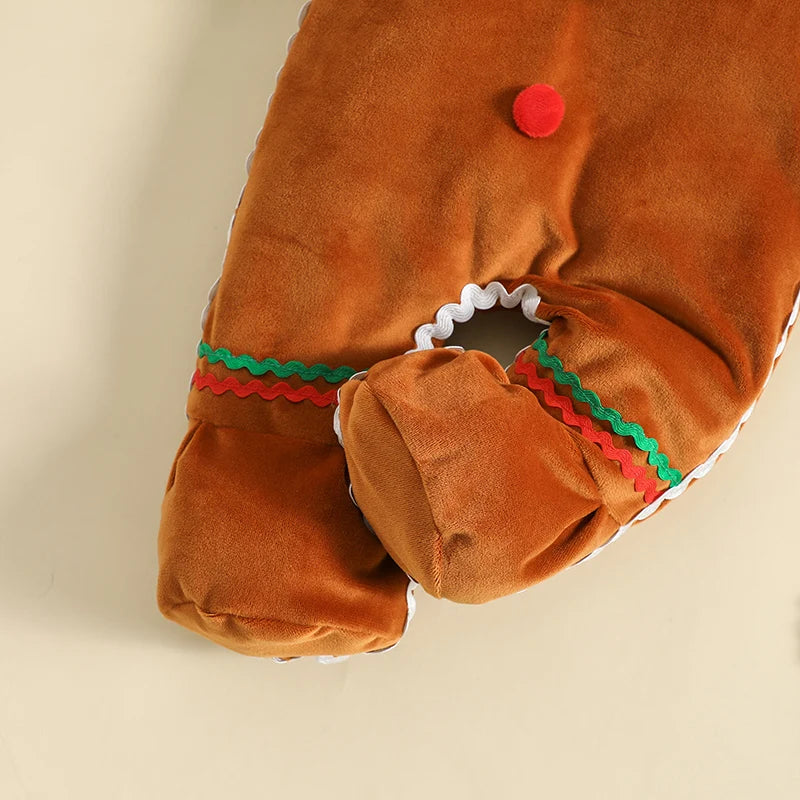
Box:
[410,281,548,352]
[334,282,549,443]
[334,282,549,643]
[575,286,800,566]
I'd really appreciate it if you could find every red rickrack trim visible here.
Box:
[514,354,663,504]
[191,369,338,408]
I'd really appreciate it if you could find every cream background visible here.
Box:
[1,2,799,798]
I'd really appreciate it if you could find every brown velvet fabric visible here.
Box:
[335,0,800,602]
[339,351,621,602]
[160,0,800,648]
[159,421,408,657]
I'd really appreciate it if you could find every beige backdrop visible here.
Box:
[1,2,799,798]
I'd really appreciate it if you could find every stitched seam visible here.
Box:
[563,430,625,527]
[359,382,445,598]
[509,376,624,526]
[168,600,395,641]
[186,416,340,448]
[165,420,202,492]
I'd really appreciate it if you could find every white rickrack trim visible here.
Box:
[574,286,800,566]
[410,280,549,352]
[333,281,549,443]
[332,281,546,440]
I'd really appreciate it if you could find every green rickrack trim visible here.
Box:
[197,342,356,383]
[531,332,683,487]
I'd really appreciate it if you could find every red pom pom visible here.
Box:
[512,84,565,138]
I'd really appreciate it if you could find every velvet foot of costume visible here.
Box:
[159,420,410,657]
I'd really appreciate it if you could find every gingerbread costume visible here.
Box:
[159,0,800,656]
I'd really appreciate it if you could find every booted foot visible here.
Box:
[158,420,411,658]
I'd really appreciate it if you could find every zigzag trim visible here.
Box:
[531,333,682,486]
[198,342,355,383]
[574,286,800,566]
[190,0,416,664]
[191,369,337,407]
[514,355,662,503]
[411,281,548,352]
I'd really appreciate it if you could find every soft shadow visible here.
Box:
[1,3,301,648]
[493,85,527,130]
[446,307,546,366]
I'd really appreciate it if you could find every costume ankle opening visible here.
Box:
[444,304,549,364]
[409,281,550,359]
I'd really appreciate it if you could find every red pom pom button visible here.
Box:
[512,84,565,138]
